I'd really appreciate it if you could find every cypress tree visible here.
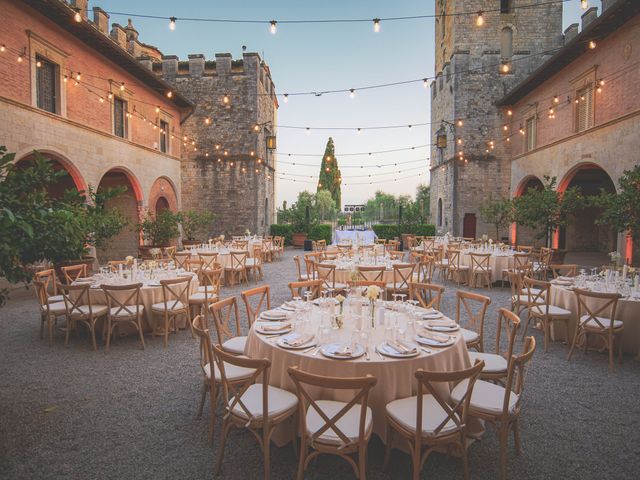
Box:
[317,137,342,210]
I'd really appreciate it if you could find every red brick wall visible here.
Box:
[0,1,182,157]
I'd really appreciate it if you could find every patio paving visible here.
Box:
[0,248,638,479]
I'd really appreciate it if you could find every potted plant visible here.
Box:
[137,210,181,257]
[180,210,214,247]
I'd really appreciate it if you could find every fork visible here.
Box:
[364,347,370,361]
[311,344,323,356]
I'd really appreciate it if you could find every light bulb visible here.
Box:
[503,124,508,131]
[457,138,463,145]
[599,79,605,86]
[166,91,173,98]
[357,128,362,135]
[0,45,5,52]
[223,94,230,104]
[63,75,68,82]
[349,88,355,99]
[120,82,125,91]
[270,20,277,35]
[553,95,559,104]
[169,17,176,30]
[253,124,260,132]
[457,119,463,127]
[589,40,596,49]
[373,18,380,33]
[283,93,288,103]
[74,10,82,22]
[507,109,513,116]
[99,97,104,103]
[76,72,81,81]
[519,126,525,135]
[476,11,484,27]
[581,0,588,10]
[108,93,113,99]
[501,63,510,73]
[36,60,42,68]
[17,55,23,63]
[305,128,310,135]
[155,106,160,113]
[423,78,428,88]
[205,118,211,125]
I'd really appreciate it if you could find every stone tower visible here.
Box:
[429,0,563,238]
[155,52,277,236]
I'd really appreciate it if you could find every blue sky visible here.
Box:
[97,0,599,207]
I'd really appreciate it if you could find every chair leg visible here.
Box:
[208,385,217,444]
[105,319,112,353]
[215,419,232,474]
[383,423,393,469]
[513,419,521,455]
[543,319,550,353]
[296,435,306,480]
[411,440,421,480]
[64,318,72,347]
[164,313,170,348]
[461,435,470,480]
[499,426,508,480]
[138,320,146,350]
[567,326,580,361]
[358,444,367,480]
[608,335,614,373]
[90,321,98,351]
[521,312,532,341]
[197,384,207,418]
[263,428,271,480]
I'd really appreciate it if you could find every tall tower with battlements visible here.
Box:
[429,0,563,238]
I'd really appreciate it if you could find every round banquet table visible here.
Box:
[180,248,257,268]
[73,272,199,333]
[549,283,640,356]
[244,309,481,447]
[324,258,404,285]
[459,251,514,284]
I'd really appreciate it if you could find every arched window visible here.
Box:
[501,27,513,60]
[437,198,443,227]
[264,197,269,226]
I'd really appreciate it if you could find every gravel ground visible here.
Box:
[1,248,639,480]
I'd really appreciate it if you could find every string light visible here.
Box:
[36,60,42,68]
[108,92,113,99]
[99,97,104,103]
[457,120,463,127]
[581,0,588,10]
[457,139,463,145]
[222,94,230,104]
[249,150,255,156]
[507,109,513,116]
[155,106,160,113]
[17,54,23,63]
[357,128,362,135]
[423,78,428,88]
[0,45,5,53]
[476,11,484,27]
[270,20,277,34]
[253,124,260,132]
[73,9,82,23]
[373,18,380,33]
[553,95,559,104]
[120,82,125,91]
[76,72,81,81]
[519,126,525,135]
[305,127,310,135]
[283,93,288,103]
[205,117,211,125]
[501,63,510,73]
[503,124,508,131]
[63,75,68,83]
[589,40,596,50]
[169,16,176,30]
[166,91,173,98]
[349,88,355,99]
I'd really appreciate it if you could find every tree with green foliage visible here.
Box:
[480,197,514,241]
[595,165,640,246]
[512,175,584,247]
[364,191,397,223]
[317,137,342,210]
[315,189,336,222]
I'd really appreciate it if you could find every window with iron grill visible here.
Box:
[36,56,58,114]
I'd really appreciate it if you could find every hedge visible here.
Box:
[270,224,294,245]
[308,224,332,244]
[372,224,436,240]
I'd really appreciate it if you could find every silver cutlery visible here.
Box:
[302,345,317,354]
[364,348,370,361]
[311,345,323,356]
[420,346,433,354]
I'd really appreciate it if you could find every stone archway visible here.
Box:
[16,151,87,198]
[511,175,544,246]
[556,163,616,255]
[96,168,144,261]
[149,176,178,214]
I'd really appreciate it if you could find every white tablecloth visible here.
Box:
[333,229,377,245]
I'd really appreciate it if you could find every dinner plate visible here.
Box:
[312,298,340,306]
[147,281,162,287]
[260,310,289,321]
[255,323,292,335]
[278,304,297,312]
[376,341,420,358]
[321,342,365,359]
[414,333,455,347]
[424,323,460,332]
[276,333,316,350]
[422,312,444,320]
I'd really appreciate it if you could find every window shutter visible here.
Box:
[36,57,57,113]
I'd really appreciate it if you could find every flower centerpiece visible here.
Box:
[336,294,346,315]
[608,251,621,268]
[366,285,381,328]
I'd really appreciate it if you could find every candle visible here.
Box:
[622,265,628,280]
[634,275,639,290]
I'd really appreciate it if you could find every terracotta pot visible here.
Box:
[292,232,308,247]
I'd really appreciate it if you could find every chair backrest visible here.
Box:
[414,361,484,438]
[414,255,435,283]
[388,250,404,261]
[159,276,192,311]
[186,258,204,273]
[33,280,53,312]
[61,264,87,284]
[391,263,415,289]
[337,244,351,255]
[469,252,491,273]
[456,290,491,341]
[107,260,128,273]
[573,288,621,331]
[57,282,93,317]
[304,256,317,280]
[507,270,525,298]
[252,244,264,264]
[192,315,214,382]
[172,252,190,269]
[233,240,249,250]
[502,336,536,419]
[149,248,163,260]
[409,282,444,310]
[288,366,377,448]
[550,264,577,278]
[447,249,461,269]
[209,296,243,345]
[164,246,176,258]
[288,279,323,300]
[516,245,533,253]
[34,268,57,297]
[213,344,271,423]
[293,256,305,280]
[493,307,521,359]
[315,263,337,289]
[357,265,385,282]
[376,238,387,245]
[538,247,552,267]
[522,276,550,314]
[200,265,223,297]
[101,283,143,318]
[241,285,271,326]
[512,252,531,272]
[230,251,248,270]
[199,252,219,270]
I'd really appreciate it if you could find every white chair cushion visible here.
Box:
[306,400,373,445]
[222,336,247,355]
[580,315,623,330]
[512,295,544,305]
[189,292,218,303]
[151,301,187,312]
[109,305,144,318]
[69,304,108,318]
[530,305,572,317]
[230,383,298,420]
[44,301,67,314]
[48,294,64,303]
[460,328,479,344]
[198,285,218,294]
[451,379,517,416]
[450,265,470,271]
[203,362,255,382]
[385,282,409,289]
[245,259,258,266]
[468,352,508,374]
[385,394,459,437]
[520,288,546,297]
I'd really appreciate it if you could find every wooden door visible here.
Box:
[463,213,476,239]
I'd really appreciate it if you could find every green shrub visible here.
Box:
[270,224,294,245]
[372,224,436,240]
[402,224,436,236]
[372,224,399,240]
[308,224,332,243]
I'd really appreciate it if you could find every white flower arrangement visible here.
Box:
[608,251,621,264]
[366,285,381,300]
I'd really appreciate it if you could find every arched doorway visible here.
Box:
[155,196,170,213]
[511,176,544,246]
[557,164,616,253]
[16,152,86,198]
[96,168,143,261]
[149,176,178,215]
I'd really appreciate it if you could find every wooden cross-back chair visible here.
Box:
[567,289,623,372]
[57,282,108,351]
[34,268,62,303]
[502,252,531,287]
[273,236,285,258]
[261,239,274,263]
[336,244,352,256]
[386,263,415,299]
[456,290,492,352]
[163,245,176,258]
[101,282,145,352]
[209,296,246,355]
[384,361,484,480]
[33,279,66,346]
[241,285,271,326]
[413,255,435,284]
[198,252,219,271]
[549,264,578,278]
[288,366,377,480]
[225,251,248,286]
[152,276,192,348]
[388,250,405,261]
[356,265,385,283]
[246,245,264,281]
[186,258,204,274]
[213,345,298,480]
[315,263,347,292]
[61,263,87,284]
[107,260,129,273]
[288,279,323,301]
[469,252,492,289]
[516,245,533,253]
[409,282,444,310]
[232,240,249,251]
[521,276,571,352]
[172,252,191,269]
[303,256,318,280]
[293,256,310,281]
[451,337,536,480]
[315,239,327,252]
[375,238,387,245]
[468,307,520,382]
[447,249,469,285]
[533,247,552,279]
[189,266,222,325]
